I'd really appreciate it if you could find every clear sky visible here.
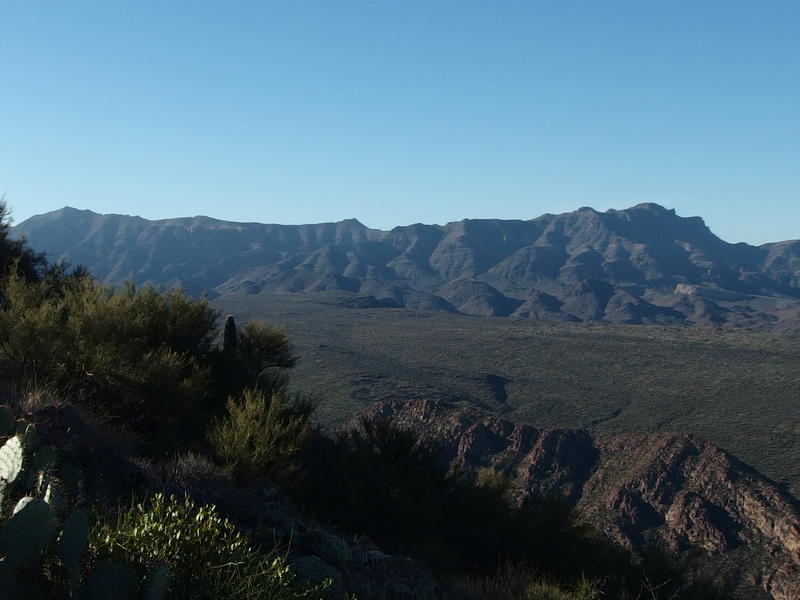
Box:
[2,1,798,244]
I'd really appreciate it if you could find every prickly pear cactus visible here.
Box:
[59,509,89,565]
[1,496,55,568]
[17,422,40,452]
[26,445,57,489]
[86,562,139,600]
[0,422,69,587]
[0,406,13,436]
[0,434,23,485]
[144,562,170,600]
[59,509,90,598]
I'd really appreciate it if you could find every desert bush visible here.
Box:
[0,274,217,383]
[209,388,314,485]
[90,492,326,600]
[0,274,222,447]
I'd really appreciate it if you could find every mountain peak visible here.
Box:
[338,218,366,227]
[629,202,674,214]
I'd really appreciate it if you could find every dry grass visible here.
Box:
[443,563,602,600]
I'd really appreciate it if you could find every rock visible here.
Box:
[311,530,352,569]
[291,556,343,599]
[347,550,445,600]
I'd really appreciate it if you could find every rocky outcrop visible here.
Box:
[13,203,800,330]
[369,399,800,600]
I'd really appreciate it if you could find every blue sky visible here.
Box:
[2,1,798,244]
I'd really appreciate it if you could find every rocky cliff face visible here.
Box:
[368,399,800,600]
[13,203,800,330]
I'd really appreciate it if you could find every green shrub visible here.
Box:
[90,493,325,600]
[0,274,217,390]
[209,388,314,485]
[0,274,221,448]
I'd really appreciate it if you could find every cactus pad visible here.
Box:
[58,509,89,566]
[144,562,170,600]
[26,445,57,489]
[85,562,139,600]
[0,406,13,437]
[1,497,54,567]
[17,423,40,453]
[0,435,23,485]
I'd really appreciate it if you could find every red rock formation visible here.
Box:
[369,399,800,600]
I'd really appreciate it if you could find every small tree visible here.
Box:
[0,198,46,283]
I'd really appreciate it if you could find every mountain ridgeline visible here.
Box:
[13,203,800,330]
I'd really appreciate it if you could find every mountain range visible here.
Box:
[13,203,800,331]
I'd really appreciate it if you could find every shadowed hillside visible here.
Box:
[372,399,800,600]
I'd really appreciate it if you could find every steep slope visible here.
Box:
[370,399,800,600]
[13,203,800,329]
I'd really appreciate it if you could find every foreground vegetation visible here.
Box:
[0,201,734,598]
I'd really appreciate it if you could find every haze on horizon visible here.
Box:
[2,1,798,245]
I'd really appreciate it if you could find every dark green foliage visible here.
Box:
[209,388,314,485]
[216,320,298,398]
[0,198,46,283]
[301,417,600,574]
[0,274,220,449]
[39,259,92,299]
[0,275,218,385]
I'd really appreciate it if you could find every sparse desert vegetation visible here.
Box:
[0,201,744,598]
